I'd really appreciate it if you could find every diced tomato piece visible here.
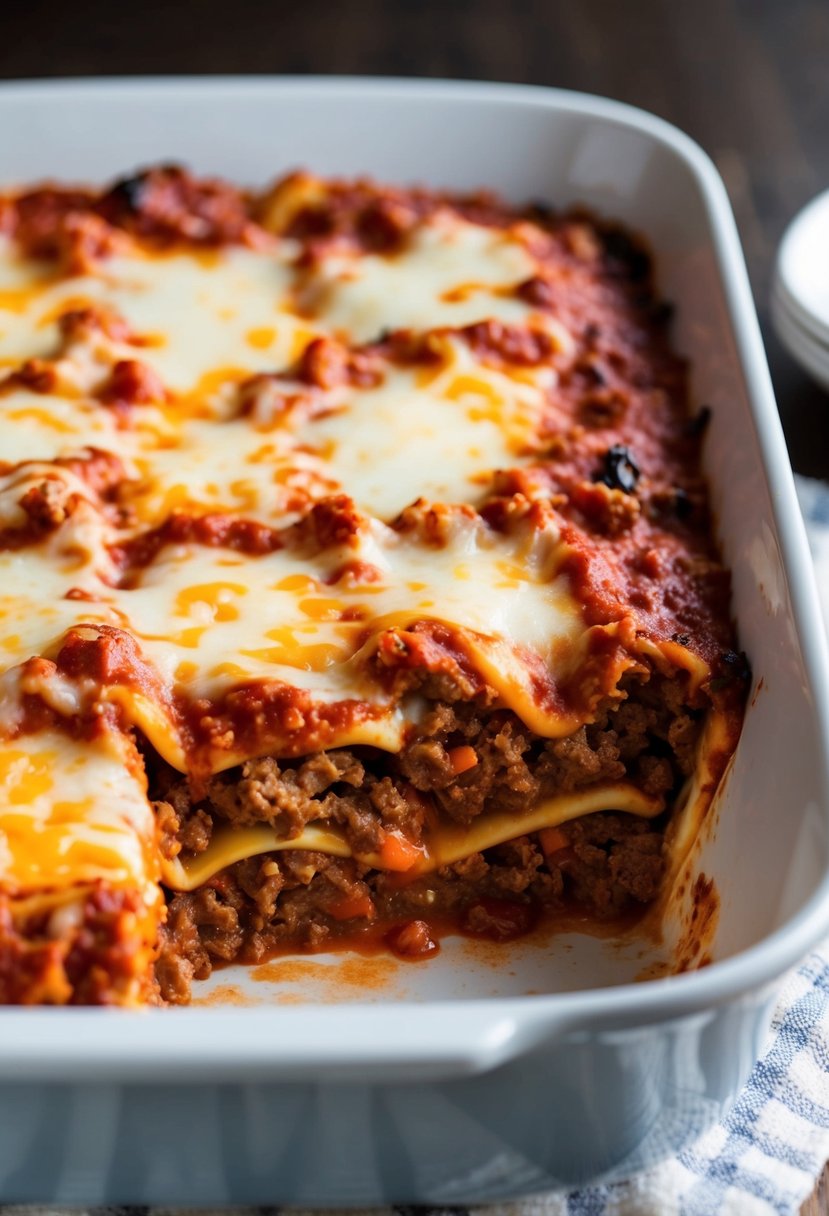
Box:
[385,919,439,959]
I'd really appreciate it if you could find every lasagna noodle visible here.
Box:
[161,780,666,893]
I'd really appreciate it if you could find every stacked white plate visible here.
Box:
[772,188,829,391]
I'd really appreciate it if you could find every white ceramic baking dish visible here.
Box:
[0,77,827,1207]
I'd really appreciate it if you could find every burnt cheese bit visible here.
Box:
[709,649,752,691]
[646,485,702,525]
[685,405,712,438]
[601,229,651,283]
[595,444,641,494]
[671,632,691,646]
[527,199,555,224]
[105,172,150,213]
[672,488,694,520]
[649,299,675,326]
[721,649,752,681]
[577,354,607,387]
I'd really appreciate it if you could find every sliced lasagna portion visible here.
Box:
[0,167,747,1004]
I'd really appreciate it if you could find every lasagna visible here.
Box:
[0,167,747,1005]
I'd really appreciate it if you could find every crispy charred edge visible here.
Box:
[0,885,158,1006]
[0,166,545,262]
[0,166,663,270]
[150,664,735,1003]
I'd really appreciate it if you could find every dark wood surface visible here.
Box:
[0,0,827,1209]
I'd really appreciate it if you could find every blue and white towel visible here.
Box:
[515,955,829,1215]
[4,479,828,1216]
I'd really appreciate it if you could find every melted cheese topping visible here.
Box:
[0,387,125,465]
[121,337,556,525]
[0,726,159,898]
[299,217,539,341]
[0,213,588,757]
[0,196,704,911]
[0,245,310,393]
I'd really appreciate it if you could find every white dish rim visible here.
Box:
[0,75,826,1073]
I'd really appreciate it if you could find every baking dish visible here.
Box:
[0,76,827,1206]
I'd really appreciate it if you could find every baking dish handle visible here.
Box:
[0,1005,577,1083]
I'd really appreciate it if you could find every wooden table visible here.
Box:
[0,0,827,1207]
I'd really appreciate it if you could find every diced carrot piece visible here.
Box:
[447,744,478,775]
[539,826,569,857]
[329,892,376,922]
[377,831,423,872]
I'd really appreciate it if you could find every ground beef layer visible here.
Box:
[153,670,699,1004]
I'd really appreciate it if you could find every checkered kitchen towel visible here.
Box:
[3,477,829,1216]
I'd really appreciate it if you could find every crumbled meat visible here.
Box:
[204,750,364,831]
[399,738,455,790]
[429,716,541,823]
[558,814,665,915]
[180,808,213,854]
[155,898,204,1004]
[536,725,625,792]
[153,670,699,1001]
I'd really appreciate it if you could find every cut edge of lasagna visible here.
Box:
[0,167,748,1005]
